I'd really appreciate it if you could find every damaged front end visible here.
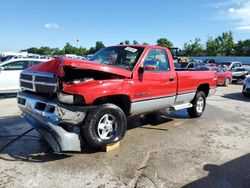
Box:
[17,58,130,152]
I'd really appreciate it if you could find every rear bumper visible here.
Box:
[17,91,96,152]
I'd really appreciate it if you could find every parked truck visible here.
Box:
[17,45,217,151]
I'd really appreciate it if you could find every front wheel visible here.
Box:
[82,103,127,150]
[188,91,206,118]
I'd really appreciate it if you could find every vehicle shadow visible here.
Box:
[222,92,250,102]
[0,93,17,99]
[0,115,72,163]
[0,109,190,163]
[127,109,189,130]
[183,153,250,188]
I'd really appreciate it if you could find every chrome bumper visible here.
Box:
[17,91,95,152]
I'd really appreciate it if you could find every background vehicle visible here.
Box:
[243,76,250,97]
[175,61,211,70]
[17,45,217,151]
[211,67,232,86]
[0,51,28,62]
[169,47,189,63]
[0,58,48,93]
[217,61,242,70]
[231,67,250,82]
[186,61,207,69]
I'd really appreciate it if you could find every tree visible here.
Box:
[142,42,149,45]
[88,47,96,54]
[206,37,220,56]
[37,46,52,55]
[87,41,105,54]
[95,41,105,51]
[77,46,87,55]
[124,40,130,45]
[63,42,79,54]
[156,38,173,47]
[53,48,64,55]
[25,47,38,54]
[234,40,250,56]
[184,38,204,56]
[133,40,139,44]
[217,31,234,56]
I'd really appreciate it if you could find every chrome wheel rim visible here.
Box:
[196,97,204,113]
[97,114,117,140]
[225,78,229,86]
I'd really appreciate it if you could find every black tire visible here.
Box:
[243,91,250,97]
[82,103,127,150]
[224,78,230,87]
[187,91,206,118]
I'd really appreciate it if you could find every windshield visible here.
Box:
[89,46,145,71]
[232,68,246,72]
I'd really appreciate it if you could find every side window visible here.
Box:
[3,61,29,70]
[235,63,240,68]
[30,61,42,67]
[143,49,170,71]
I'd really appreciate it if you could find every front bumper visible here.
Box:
[17,91,96,152]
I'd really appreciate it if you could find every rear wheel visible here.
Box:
[243,91,250,97]
[188,91,206,118]
[82,103,127,150]
[224,78,230,87]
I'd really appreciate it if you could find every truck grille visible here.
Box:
[20,70,58,94]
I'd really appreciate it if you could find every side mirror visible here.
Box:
[145,65,159,71]
[144,60,159,71]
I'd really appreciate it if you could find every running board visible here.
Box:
[170,103,193,111]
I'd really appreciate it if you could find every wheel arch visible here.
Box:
[197,83,209,97]
[93,94,131,116]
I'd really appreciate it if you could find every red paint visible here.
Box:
[29,45,217,104]
[217,70,232,85]
[28,58,131,78]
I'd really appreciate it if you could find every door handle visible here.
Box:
[169,77,174,81]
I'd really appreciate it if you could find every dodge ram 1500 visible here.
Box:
[17,45,217,151]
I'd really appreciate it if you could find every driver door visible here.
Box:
[131,48,177,115]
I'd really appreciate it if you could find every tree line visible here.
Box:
[184,31,250,56]
[22,31,250,56]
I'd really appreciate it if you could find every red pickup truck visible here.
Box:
[17,45,217,151]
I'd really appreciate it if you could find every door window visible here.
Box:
[143,49,170,71]
[30,61,42,67]
[3,61,29,70]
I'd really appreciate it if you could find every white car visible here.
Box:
[243,76,250,97]
[232,67,250,82]
[0,58,49,93]
[217,61,242,70]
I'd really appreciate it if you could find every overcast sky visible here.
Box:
[1,0,250,52]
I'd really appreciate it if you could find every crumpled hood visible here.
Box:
[28,57,132,78]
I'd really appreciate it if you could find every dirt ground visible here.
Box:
[0,85,250,188]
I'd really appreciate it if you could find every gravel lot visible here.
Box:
[0,85,250,188]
